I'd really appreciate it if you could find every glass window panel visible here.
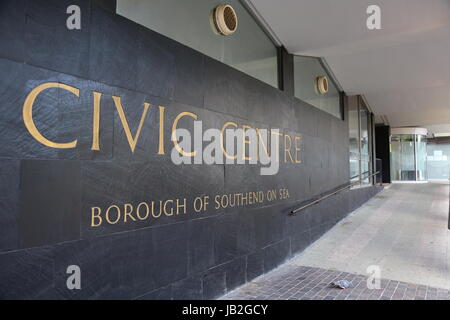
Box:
[117,0,278,88]
[360,108,369,157]
[293,55,341,119]
[416,135,427,181]
[390,133,428,181]
[390,135,401,181]
[349,103,359,182]
[400,134,415,181]
[348,98,373,186]
[349,105,359,157]
[427,142,450,180]
[361,161,370,185]
[350,158,360,182]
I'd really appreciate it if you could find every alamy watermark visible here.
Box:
[66,5,81,30]
[66,265,81,290]
[367,5,381,30]
[171,122,282,176]
[366,265,381,289]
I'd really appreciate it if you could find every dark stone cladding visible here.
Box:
[375,125,391,183]
[0,0,381,299]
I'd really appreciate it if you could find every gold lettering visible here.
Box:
[284,134,295,163]
[112,96,150,153]
[214,195,221,209]
[176,198,187,215]
[221,122,238,160]
[235,193,241,205]
[220,195,229,208]
[171,111,198,157]
[23,82,79,149]
[193,197,203,212]
[136,202,149,220]
[256,128,270,160]
[252,192,259,204]
[294,136,302,163]
[91,91,101,151]
[241,192,248,206]
[164,200,174,216]
[242,125,252,161]
[270,130,283,162]
[158,106,165,155]
[91,207,102,227]
[229,193,236,207]
[124,203,136,222]
[105,205,121,224]
[259,191,264,202]
[152,201,162,218]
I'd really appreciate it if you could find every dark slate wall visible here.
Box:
[375,125,391,183]
[0,0,381,299]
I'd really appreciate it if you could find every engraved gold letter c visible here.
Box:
[23,82,79,149]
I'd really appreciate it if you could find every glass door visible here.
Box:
[390,135,401,181]
[400,134,416,181]
[390,132,427,182]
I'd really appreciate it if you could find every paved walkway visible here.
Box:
[221,265,450,300]
[221,182,450,300]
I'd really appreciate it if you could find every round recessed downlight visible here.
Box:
[315,76,329,94]
[210,4,238,36]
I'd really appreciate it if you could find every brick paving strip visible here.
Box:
[220,265,450,300]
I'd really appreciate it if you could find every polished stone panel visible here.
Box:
[225,257,247,292]
[19,160,82,248]
[0,0,26,62]
[172,277,203,300]
[202,267,227,299]
[93,0,117,13]
[264,239,291,272]
[246,249,265,282]
[0,246,54,299]
[80,159,225,238]
[188,217,216,275]
[137,285,172,300]
[0,58,115,161]
[0,159,20,252]
[52,236,113,299]
[25,0,91,78]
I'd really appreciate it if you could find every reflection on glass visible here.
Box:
[293,55,341,119]
[117,0,278,87]
[359,108,370,185]
[390,134,427,181]
[349,103,359,182]
[360,108,369,157]
[427,143,450,180]
[349,106,359,156]
[401,135,415,181]
[390,135,401,181]
[416,135,427,181]
[348,97,372,186]
[361,161,370,185]
[350,158,359,181]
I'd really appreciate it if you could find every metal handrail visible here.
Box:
[289,171,381,215]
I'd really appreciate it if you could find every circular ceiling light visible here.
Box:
[210,4,238,36]
[315,76,329,94]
